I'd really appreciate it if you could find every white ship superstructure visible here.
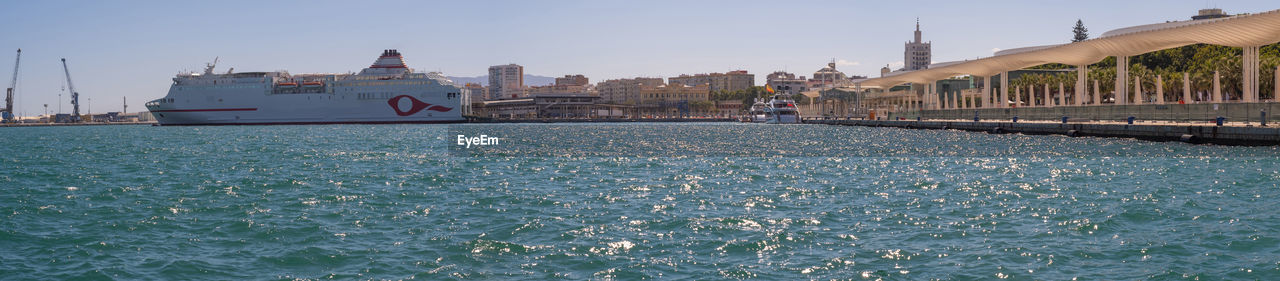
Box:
[749,99,767,123]
[146,50,468,125]
[764,94,800,124]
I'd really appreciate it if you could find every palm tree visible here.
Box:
[1129,63,1156,103]
[1159,71,1182,103]
[1054,72,1077,104]
[1191,71,1213,102]
[1011,74,1041,106]
[1262,56,1280,100]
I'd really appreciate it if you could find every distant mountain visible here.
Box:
[445,74,557,87]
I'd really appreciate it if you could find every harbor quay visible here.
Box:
[901,102,1280,125]
[805,118,1280,145]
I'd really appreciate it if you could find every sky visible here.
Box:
[0,0,1274,116]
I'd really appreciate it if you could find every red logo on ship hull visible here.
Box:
[388,95,453,116]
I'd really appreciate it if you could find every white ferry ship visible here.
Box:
[145,50,468,125]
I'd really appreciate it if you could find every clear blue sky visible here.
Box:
[0,0,1273,116]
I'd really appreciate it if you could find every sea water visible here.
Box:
[2,123,1278,279]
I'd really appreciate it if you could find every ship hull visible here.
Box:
[156,120,463,126]
[765,114,800,124]
[148,93,463,126]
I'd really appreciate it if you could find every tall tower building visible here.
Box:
[488,64,524,99]
[904,19,932,71]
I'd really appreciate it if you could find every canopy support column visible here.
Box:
[1076,65,1087,106]
[940,87,947,110]
[1014,85,1021,107]
[936,81,947,109]
[945,90,952,109]
[1156,75,1164,104]
[983,75,992,108]
[1043,84,1050,107]
[1093,80,1100,105]
[1134,76,1144,105]
[1244,45,1260,102]
[1058,82,1065,107]
[1116,56,1129,105]
[1213,70,1222,103]
[1183,72,1192,103]
[936,81,947,110]
[1000,72,1009,108]
[953,89,961,109]
[926,83,934,110]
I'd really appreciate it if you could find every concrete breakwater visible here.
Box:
[806,119,1280,145]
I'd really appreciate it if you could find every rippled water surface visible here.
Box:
[2,123,1279,280]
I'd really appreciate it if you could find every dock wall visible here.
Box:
[806,119,1280,145]
[913,103,1280,124]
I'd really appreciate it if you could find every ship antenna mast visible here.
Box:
[204,57,219,75]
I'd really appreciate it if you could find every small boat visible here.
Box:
[763,94,800,124]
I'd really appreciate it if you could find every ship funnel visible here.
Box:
[370,49,407,69]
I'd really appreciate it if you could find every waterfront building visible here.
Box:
[528,74,593,96]
[639,83,710,104]
[464,83,487,102]
[808,62,863,91]
[812,62,847,84]
[714,100,743,115]
[667,71,754,93]
[531,94,600,118]
[766,71,809,96]
[555,74,589,86]
[637,83,711,116]
[488,64,524,100]
[597,77,664,104]
[1192,8,1230,20]
[479,94,601,119]
[904,19,932,71]
[528,84,590,96]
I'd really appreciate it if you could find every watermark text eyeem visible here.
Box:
[457,134,500,148]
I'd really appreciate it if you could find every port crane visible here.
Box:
[61,58,81,122]
[2,49,18,123]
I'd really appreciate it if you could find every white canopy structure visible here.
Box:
[852,8,1280,108]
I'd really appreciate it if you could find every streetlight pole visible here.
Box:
[43,104,47,122]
